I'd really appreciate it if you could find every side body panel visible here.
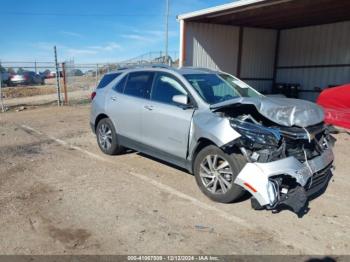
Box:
[141,100,194,159]
[105,89,144,142]
[188,110,241,163]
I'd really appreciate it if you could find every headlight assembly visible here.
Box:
[230,118,281,147]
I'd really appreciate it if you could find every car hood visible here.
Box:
[211,96,324,127]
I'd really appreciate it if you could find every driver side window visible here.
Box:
[151,73,187,105]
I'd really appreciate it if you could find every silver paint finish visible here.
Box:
[211,96,324,127]
[190,110,241,150]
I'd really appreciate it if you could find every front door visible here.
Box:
[142,72,194,159]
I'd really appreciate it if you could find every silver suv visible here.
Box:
[90,66,335,216]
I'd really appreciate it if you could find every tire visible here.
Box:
[193,145,246,203]
[96,118,124,155]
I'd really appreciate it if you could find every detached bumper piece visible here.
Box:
[235,148,334,217]
[271,186,308,216]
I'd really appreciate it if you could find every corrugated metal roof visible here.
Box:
[178,0,350,30]
[177,0,268,20]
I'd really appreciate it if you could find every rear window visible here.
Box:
[113,75,127,93]
[97,73,121,89]
[123,72,154,99]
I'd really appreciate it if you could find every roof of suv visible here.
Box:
[105,66,218,76]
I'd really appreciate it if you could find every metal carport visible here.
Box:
[177,0,350,100]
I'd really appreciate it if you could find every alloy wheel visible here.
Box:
[199,154,233,194]
[98,123,113,151]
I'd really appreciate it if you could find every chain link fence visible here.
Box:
[0,61,59,111]
[0,51,179,111]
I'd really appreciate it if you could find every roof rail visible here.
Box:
[116,63,173,71]
[179,66,216,73]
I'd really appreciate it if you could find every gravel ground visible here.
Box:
[0,105,349,255]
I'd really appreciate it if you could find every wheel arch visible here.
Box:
[94,113,110,131]
[190,137,217,174]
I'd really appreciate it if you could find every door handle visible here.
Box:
[144,105,154,111]
[110,96,117,101]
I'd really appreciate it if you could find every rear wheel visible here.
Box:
[194,145,246,203]
[96,118,124,155]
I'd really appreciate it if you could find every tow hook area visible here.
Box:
[274,187,309,216]
[269,186,309,217]
[250,186,309,217]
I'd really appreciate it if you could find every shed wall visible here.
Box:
[185,22,277,93]
[276,21,350,100]
[184,21,350,100]
[185,22,239,74]
[240,27,277,93]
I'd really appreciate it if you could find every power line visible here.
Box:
[0,11,178,17]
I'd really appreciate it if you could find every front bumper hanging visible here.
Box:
[234,147,334,215]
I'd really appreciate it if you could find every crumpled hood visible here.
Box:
[211,96,324,127]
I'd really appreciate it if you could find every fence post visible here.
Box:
[95,64,98,87]
[62,62,68,105]
[0,72,4,112]
[54,46,62,106]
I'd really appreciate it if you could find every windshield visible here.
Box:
[184,73,262,104]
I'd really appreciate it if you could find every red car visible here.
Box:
[317,84,350,129]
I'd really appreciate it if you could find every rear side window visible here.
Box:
[113,75,127,93]
[124,72,154,99]
[97,73,121,89]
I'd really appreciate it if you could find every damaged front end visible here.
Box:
[220,110,335,216]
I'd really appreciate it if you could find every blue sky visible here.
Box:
[0,0,232,63]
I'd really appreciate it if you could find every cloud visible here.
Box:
[60,31,83,38]
[66,48,98,56]
[121,29,177,44]
[144,30,177,38]
[121,34,152,42]
[89,42,122,51]
[34,42,66,51]
[32,41,122,59]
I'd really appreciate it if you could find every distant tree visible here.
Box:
[17,67,25,74]
[108,64,117,71]
[73,69,84,76]
[7,67,16,74]
[0,65,5,73]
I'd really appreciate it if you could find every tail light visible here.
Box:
[91,91,96,100]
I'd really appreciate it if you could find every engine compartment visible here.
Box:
[216,104,333,163]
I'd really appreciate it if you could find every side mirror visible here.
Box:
[172,94,189,105]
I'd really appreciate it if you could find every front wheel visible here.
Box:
[193,145,246,203]
[96,118,124,155]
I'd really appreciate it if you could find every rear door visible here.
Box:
[141,72,194,159]
[106,71,154,143]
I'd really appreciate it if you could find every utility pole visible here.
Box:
[164,0,169,64]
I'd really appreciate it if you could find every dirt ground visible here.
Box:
[0,104,349,255]
[1,75,97,109]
